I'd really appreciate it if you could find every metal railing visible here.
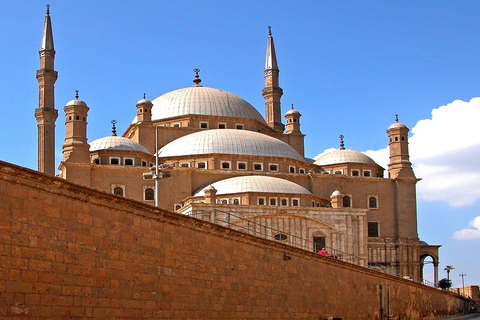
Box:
[188,209,363,265]
[187,208,439,287]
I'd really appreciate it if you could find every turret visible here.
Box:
[62,91,90,164]
[136,93,153,124]
[262,27,284,133]
[387,115,415,179]
[35,5,58,176]
[284,104,302,134]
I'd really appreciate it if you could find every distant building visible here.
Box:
[35,8,439,282]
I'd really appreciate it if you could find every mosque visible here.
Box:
[35,7,439,283]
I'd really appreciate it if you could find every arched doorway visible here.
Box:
[420,254,438,287]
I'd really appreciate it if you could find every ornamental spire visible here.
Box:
[40,4,55,52]
[339,135,345,150]
[265,26,278,70]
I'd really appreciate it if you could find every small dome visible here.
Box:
[331,190,343,196]
[285,108,300,116]
[388,121,407,130]
[157,129,305,162]
[149,86,267,124]
[194,176,312,197]
[314,149,376,166]
[89,136,150,153]
[65,98,87,107]
[136,98,152,106]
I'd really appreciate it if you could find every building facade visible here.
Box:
[36,8,439,282]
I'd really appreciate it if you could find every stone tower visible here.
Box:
[262,27,284,133]
[35,5,58,176]
[387,115,415,179]
[62,92,90,164]
[284,104,305,156]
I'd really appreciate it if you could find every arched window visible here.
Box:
[113,187,124,197]
[343,196,351,207]
[292,199,299,206]
[258,198,265,205]
[369,197,378,208]
[233,199,240,205]
[144,188,154,201]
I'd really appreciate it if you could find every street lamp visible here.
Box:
[142,125,172,207]
[459,273,467,296]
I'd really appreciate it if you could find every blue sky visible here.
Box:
[1,1,479,288]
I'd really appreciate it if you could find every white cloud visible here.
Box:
[453,216,480,240]
[409,97,480,207]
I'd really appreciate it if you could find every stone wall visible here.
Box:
[0,161,467,319]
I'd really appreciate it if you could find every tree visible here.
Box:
[439,278,452,290]
[444,265,455,280]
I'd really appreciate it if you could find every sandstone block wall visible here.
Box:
[0,161,467,319]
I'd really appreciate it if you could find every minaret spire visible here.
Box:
[35,5,58,176]
[262,26,284,133]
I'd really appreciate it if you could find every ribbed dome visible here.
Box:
[314,149,376,166]
[89,136,150,153]
[150,86,267,124]
[194,176,312,197]
[157,129,305,162]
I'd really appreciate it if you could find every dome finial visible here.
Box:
[75,90,79,99]
[193,68,202,85]
[46,4,50,15]
[143,93,146,99]
[268,26,272,36]
[339,134,345,150]
[111,120,117,136]
[291,104,294,110]
[395,114,399,122]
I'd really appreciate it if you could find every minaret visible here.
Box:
[387,115,415,179]
[35,5,58,176]
[262,26,284,133]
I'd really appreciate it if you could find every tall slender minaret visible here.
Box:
[262,26,284,133]
[35,5,58,176]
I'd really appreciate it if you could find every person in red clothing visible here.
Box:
[318,248,328,256]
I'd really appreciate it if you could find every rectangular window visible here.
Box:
[269,164,279,172]
[257,197,266,205]
[124,158,134,166]
[200,122,208,129]
[235,124,244,130]
[237,162,247,170]
[180,163,190,168]
[352,170,360,176]
[172,122,181,127]
[197,162,207,169]
[269,198,277,206]
[221,161,231,169]
[363,170,371,177]
[254,163,263,171]
[218,123,226,129]
[368,222,379,237]
[110,157,120,165]
[289,166,296,173]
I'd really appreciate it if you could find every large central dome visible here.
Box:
[157,129,305,162]
[151,85,267,124]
